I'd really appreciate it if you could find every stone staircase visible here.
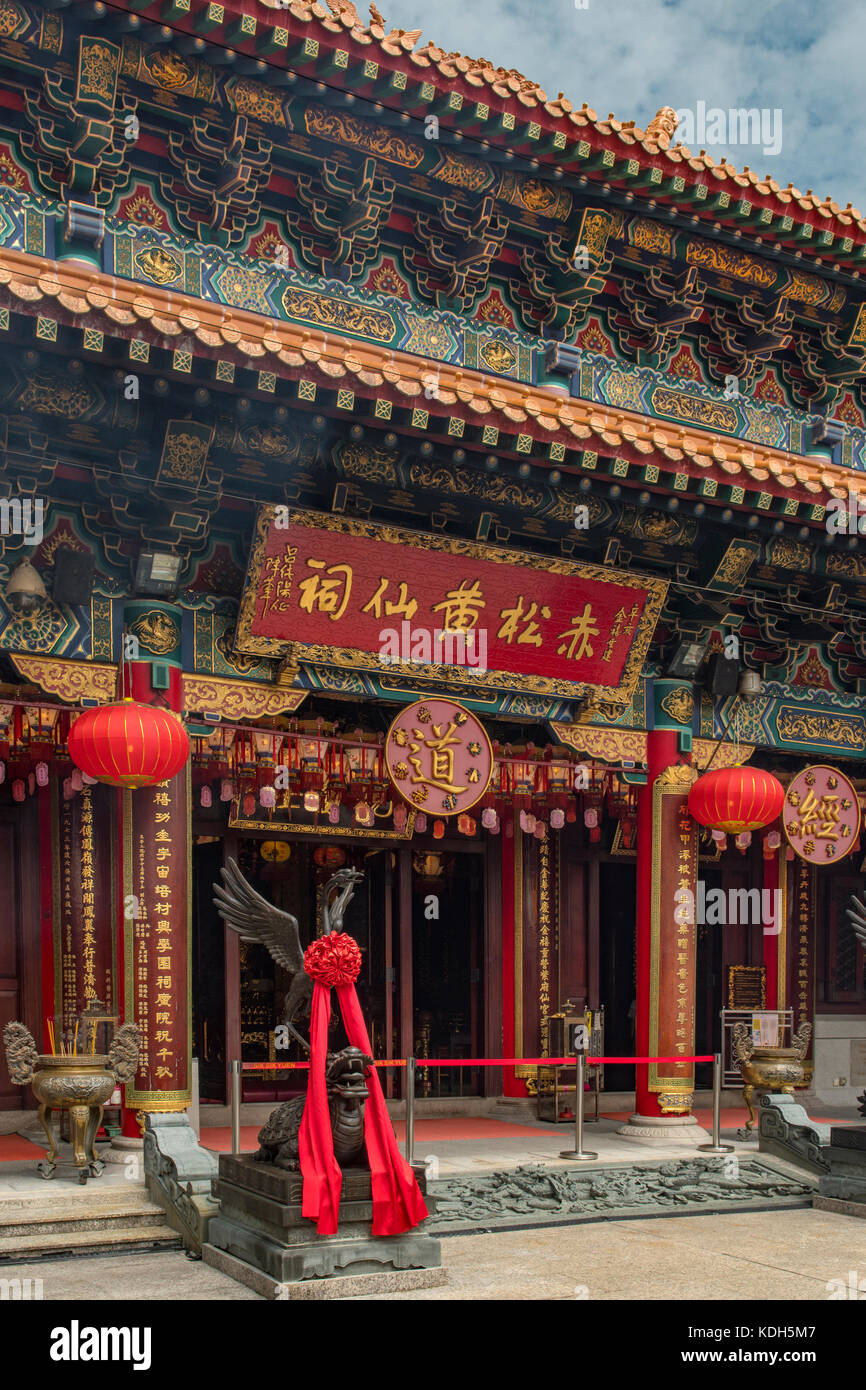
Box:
[0,1185,182,1263]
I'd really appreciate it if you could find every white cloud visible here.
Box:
[376,0,866,210]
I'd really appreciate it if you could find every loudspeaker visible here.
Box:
[705,651,740,697]
[53,546,94,606]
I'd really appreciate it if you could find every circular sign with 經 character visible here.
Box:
[782,764,861,864]
[385,698,493,816]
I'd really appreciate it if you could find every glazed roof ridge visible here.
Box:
[246,2,866,238]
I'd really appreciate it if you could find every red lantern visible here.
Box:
[68,701,189,789]
[313,845,347,869]
[688,766,784,834]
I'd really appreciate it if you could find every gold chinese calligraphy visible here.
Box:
[783,764,861,865]
[385,698,493,816]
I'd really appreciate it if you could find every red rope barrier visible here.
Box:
[241,1055,711,1070]
[413,1056,713,1067]
[241,1060,407,1071]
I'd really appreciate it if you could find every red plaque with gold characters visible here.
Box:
[385,699,492,816]
[783,764,861,865]
[235,508,668,702]
[54,783,115,1026]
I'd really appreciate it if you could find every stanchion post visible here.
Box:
[697,1053,735,1154]
[405,1057,416,1166]
[559,1049,598,1162]
[230,1059,241,1157]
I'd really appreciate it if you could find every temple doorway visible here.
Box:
[191,834,486,1104]
[598,860,637,1095]
[411,849,485,1098]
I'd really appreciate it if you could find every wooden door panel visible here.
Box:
[0,824,17,979]
[0,821,20,1108]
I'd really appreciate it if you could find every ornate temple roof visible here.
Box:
[113,0,866,255]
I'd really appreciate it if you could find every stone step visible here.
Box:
[0,1208,170,1238]
[0,1186,175,1257]
[0,1224,181,1261]
[0,1187,164,1224]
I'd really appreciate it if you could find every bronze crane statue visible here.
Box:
[212,860,363,1052]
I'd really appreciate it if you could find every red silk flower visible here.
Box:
[304,932,362,987]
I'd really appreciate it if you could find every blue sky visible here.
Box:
[377,0,866,213]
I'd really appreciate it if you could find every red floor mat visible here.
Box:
[600,1107,853,1126]
[199,1126,260,1153]
[0,1134,47,1161]
[199,1111,857,1152]
[390,1117,545,1141]
[200,1116,546,1152]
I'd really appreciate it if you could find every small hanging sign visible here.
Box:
[782,764,860,865]
[385,698,493,817]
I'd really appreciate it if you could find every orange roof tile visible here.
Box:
[0,245,848,514]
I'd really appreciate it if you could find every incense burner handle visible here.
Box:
[731,1021,754,1064]
[109,1022,142,1084]
[3,1021,39,1085]
[792,1021,813,1061]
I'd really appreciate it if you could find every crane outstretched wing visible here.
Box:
[845,891,866,952]
[213,857,304,974]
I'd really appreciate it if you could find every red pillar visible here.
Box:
[121,768,191,1129]
[39,784,54,1054]
[634,678,698,1121]
[763,839,780,1011]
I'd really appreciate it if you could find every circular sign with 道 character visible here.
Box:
[782,764,861,865]
[385,698,493,816]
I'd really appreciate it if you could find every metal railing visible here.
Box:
[229,1050,729,1166]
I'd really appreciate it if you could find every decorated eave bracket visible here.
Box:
[549,720,755,773]
[0,241,860,521]
[9,656,308,722]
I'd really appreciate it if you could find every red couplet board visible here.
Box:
[235,508,668,701]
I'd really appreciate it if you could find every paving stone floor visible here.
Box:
[2,1107,862,1302]
[2,1206,862,1301]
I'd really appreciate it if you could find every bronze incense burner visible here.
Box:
[3,1022,140,1182]
[732,1020,812,1131]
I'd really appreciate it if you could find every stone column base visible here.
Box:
[617,1113,705,1143]
[101,1134,144,1166]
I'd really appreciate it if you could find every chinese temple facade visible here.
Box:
[1,0,865,1135]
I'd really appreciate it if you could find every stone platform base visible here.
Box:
[207,1154,441,1288]
[813,1194,866,1220]
[816,1125,866,1205]
[203,1242,447,1300]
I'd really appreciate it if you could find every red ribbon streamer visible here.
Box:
[297,938,427,1237]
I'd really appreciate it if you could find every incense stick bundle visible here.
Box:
[47,1019,55,1055]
